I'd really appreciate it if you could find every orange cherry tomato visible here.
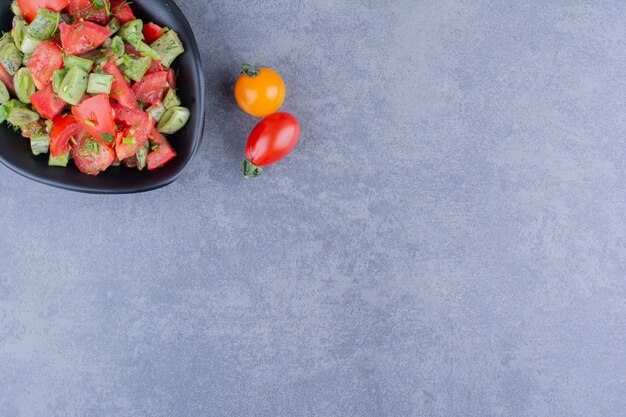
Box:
[235,65,286,117]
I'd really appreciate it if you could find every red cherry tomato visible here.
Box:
[243,112,300,178]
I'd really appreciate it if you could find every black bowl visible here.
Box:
[0,0,205,194]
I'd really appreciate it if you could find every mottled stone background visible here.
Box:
[1,1,625,416]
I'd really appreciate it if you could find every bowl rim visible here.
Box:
[0,0,205,194]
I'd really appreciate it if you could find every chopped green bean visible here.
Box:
[49,152,69,167]
[163,89,181,110]
[119,19,143,42]
[19,33,41,55]
[7,107,39,126]
[136,140,149,170]
[30,134,50,155]
[157,106,189,134]
[52,69,67,95]
[64,55,94,73]
[110,35,124,57]
[0,33,14,52]
[146,104,166,122]
[136,41,160,61]
[0,42,22,75]
[14,67,35,103]
[126,33,160,60]
[58,66,88,105]
[122,55,151,82]
[149,30,184,67]
[106,17,121,35]
[0,105,8,124]
[27,9,59,40]
[87,73,114,94]
[0,81,10,104]
[11,18,26,50]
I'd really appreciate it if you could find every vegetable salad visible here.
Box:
[0,0,190,175]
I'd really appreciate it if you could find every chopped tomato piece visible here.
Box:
[72,94,116,143]
[102,61,138,109]
[31,86,66,120]
[59,22,111,56]
[147,59,166,74]
[131,71,169,105]
[71,131,115,175]
[50,114,83,157]
[0,63,15,94]
[147,127,176,170]
[112,103,147,126]
[16,0,69,22]
[167,69,176,89]
[111,103,151,160]
[142,22,164,44]
[149,126,169,145]
[67,0,110,25]
[110,0,135,24]
[124,43,141,57]
[147,144,176,170]
[27,41,64,90]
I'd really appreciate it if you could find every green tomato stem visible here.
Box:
[241,63,260,78]
[243,160,263,179]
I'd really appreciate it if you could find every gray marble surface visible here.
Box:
[1,1,625,416]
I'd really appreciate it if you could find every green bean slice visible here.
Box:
[157,106,190,135]
[14,67,36,104]
[27,9,59,40]
[0,42,23,75]
[30,134,50,156]
[57,66,88,105]
[7,107,39,126]
[149,30,184,67]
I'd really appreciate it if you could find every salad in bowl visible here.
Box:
[0,0,191,176]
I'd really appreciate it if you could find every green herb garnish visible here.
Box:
[101,132,114,143]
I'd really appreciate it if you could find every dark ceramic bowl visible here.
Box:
[0,0,204,194]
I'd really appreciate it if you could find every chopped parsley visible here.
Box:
[101,133,114,143]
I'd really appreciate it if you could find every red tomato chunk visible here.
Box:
[59,22,111,56]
